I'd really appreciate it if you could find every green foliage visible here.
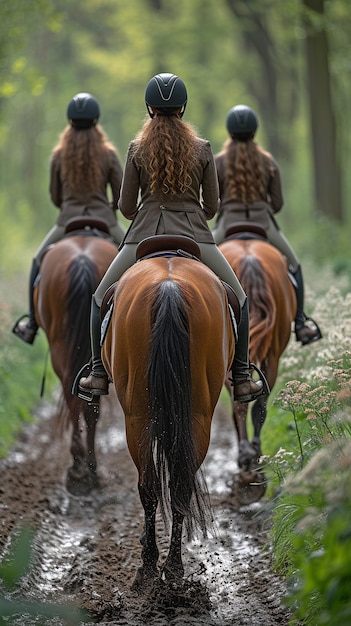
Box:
[271,434,351,626]
[0,283,57,457]
[260,277,351,625]
[0,1,59,99]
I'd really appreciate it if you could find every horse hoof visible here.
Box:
[238,440,258,469]
[66,470,99,497]
[234,470,267,505]
[131,565,159,593]
[162,562,184,584]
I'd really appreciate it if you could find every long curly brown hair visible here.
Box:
[132,115,199,196]
[52,125,117,193]
[224,138,273,203]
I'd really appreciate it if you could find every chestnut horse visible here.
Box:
[34,220,117,495]
[102,246,235,588]
[219,235,296,503]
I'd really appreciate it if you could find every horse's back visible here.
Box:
[37,235,117,290]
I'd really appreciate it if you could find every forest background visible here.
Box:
[0,0,350,277]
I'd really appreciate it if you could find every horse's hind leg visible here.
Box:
[84,402,100,489]
[66,399,99,496]
[251,356,277,455]
[132,480,159,591]
[251,395,268,457]
[67,414,90,495]
[162,477,194,583]
[162,509,185,582]
[232,398,256,470]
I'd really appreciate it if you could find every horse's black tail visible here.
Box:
[66,255,99,383]
[147,279,211,539]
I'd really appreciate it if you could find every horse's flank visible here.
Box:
[220,239,296,366]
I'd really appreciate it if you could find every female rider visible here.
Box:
[78,73,266,404]
[212,104,322,346]
[13,92,125,344]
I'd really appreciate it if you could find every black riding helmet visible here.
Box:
[145,73,187,118]
[226,105,258,141]
[67,92,100,128]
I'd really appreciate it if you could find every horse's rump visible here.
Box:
[103,257,234,425]
[34,236,117,408]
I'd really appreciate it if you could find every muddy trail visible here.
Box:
[0,391,292,625]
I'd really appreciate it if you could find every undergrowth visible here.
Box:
[260,274,351,625]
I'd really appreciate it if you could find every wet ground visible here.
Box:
[0,391,292,625]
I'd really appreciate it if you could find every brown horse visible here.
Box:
[102,248,234,588]
[34,221,117,495]
[219,235,296,503]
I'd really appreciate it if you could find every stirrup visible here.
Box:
[72,362,109,403]
[250,363,270,396]
[77,385,107,403]
[12,314,38,345]
[295,316,322,346]
[72,363,100,403]
[232,364,270,403]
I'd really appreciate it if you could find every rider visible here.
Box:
[78,73,266,404]
[13,92,125,345]
[212,104,322,346]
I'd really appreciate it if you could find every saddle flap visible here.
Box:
[136,235,201,261]
[224,221,268,241]
[100,283,117,321]
[222,281,240,343]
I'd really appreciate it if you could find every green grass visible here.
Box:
[0,294,57,457]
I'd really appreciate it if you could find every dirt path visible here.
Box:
[0,391,291,625]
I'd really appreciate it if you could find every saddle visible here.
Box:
[100,235,201,322]
[136,234,201,261]
[37,217,115,272]
[100,235,240,344]
[224,221,268,242]
[64,216,112,239]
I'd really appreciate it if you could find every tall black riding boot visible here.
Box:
[78,296,109,398]
[291,265,322,346]
[12,259,40,344]
[232,299,268,403]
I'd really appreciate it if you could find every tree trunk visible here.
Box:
[303,0,343,221]
[225,0,298,162]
